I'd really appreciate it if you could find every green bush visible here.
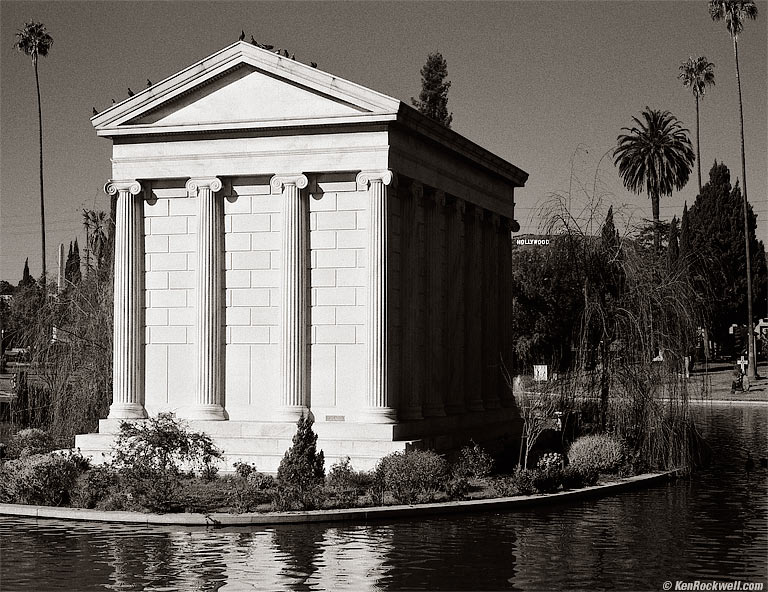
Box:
[1,450,87,506]
[275,416,325,510]
[7,428,54,459]
[110,413,222,512]
[71,465,117,509]
[446,476,470,500]
[561,464,599,489]
[375,450,449,504]
[453,441,494,479]
[568,434,626,474]
[532,466,562,493]
[233,461,257,480]
[512,467,536,495]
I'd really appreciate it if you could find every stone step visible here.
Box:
[96,419,398,440]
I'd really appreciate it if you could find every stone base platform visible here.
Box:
[74,409,521,473]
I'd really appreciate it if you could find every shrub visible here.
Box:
[275,416,325,510]
[110,413,222,512]
[511,467,536,495]
[446,476,470,500]
[561,464,599,489]
[375,450,449,504]
[568,434,626,474]
[532,466,562,493]
[228,474,276,514]
[233,461,257,480]
[536,452,564,471]
[71,465,117,509]
[492,475,518,498]
[2,450,87,506]
[453,441,494,479]
[7,428,53,458]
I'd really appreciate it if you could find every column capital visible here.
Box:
[105,180,142,196]
[410,181,424,201]
[356,170,394,190]
[271,173,308,193]
[453,197,466,219]
[186,177,222,196]
[431,189,447,207]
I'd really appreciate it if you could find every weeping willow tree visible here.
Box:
[535,159,708,473]
[4,210,114,444]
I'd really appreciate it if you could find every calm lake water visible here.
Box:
[1,405,766,591]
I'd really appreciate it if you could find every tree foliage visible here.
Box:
[614,107,695,251]
[684,161,767,347]
[411,51,453,128]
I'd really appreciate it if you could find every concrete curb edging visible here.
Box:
[0,471,679,527]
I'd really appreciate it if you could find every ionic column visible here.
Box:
[445,198,466,415]
[270,174,310,421]
[466,205,485,412]
[106,180,146,419]
[499,217,515,407]
[357,170,397,423]
[400,180,424,421]
[186,177,227,420]
[484,213,501,409]
[424,190,447,417]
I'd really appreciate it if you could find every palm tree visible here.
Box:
[614,107,695,252]
[82,209,109,271]
[14,21,53,287]
[678,57,715,193]
[709,0,759,379]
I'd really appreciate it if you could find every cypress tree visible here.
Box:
[411,52,453,128]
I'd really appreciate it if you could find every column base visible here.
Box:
[467,399,485,412]
[274,405,309,422]
[107,402,147,420]
[422,404,447,418]
[185,405,228,421]
[444,402,466,415]
[400,406,423,421]
[361,407,398,424]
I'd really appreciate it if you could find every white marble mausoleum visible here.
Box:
[75,42,529,471]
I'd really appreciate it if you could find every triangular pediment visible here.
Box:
[93,42,401,136]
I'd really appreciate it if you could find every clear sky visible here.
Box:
[1,0,766,283]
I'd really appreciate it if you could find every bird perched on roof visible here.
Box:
[250,35,258,45]
[127,88,134,96]
[239,30,245,41]
[112,98,116,104]
[260,43,274,50]
[310,62,318,68]
[291,53,295,60]
[146,79,152,87]
[282,49,290,58]
[92,107,98,116]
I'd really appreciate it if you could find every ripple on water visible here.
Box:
[1,406,766,591]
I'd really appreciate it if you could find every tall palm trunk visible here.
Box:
[733,34,756,379]
[34,56,47,288]
[695,94,702,194]
[651,193,661,252]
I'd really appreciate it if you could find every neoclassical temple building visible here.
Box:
[76,42,528,471]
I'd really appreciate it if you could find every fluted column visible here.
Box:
[499,217,515,407]
[424,190,447,417]
[446,198,467,415]
[357,170,397,423]
[400,180,424,421]
[106,180,147,419]
[484,213,501,409]
[187,177,227,420]
[271,174,310,421]
[466,205,485,412]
